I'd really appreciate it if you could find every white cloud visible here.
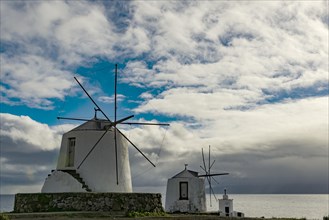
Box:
[134,87,262,120]
[1,1,327,109]
[1,54,74,109]
[121,1,328,107]
[0,113,77,194]
[0,113,74,151]
[128,96,328,154]
[98,94,125,103]
[139,92,154,100]
[0,1,118,108]
[121,61,157,87]
[55,3,117,64]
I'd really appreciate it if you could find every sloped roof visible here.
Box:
[171,168,199,179]
[69,118,112,132]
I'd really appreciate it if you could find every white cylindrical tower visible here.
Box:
[43,119,132,193]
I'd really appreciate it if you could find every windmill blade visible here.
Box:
[202,146,213,206]
[114,64,118,125]
[201,168,212,204]
[121,122,170,126]
[208,175,212,206]
[210,160,216,170]
[199,168,226,183]
[208,175,220,206]
[200,150,211,205]
[201,145,222,207]
[202,148,207,174]
[211,176,220,185]
[208,146,212,206]
[114,115,134,125]
[205,174,213,207]
[208,145,211,176]
[57,116,169,127]
[114,64,118,185]
[200,165,207,173]
[112,100,134,183]
[114,126,118,184]
[209,184,218,201]
[74,77,112,122]
[117,129,156,167]
[77,127,110,169]
[58,117,169,127]
[58,115,134,126]
[198,173,229,177]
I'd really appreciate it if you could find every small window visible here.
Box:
[179,182,188,200]
[66,138,76,167]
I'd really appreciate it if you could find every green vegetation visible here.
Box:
[126,211,168,218]
[0,214,9,220]
[271,218,306,220]
[323,216,329,220]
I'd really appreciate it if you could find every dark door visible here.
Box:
[179,182,188,200]
[225,206,230,216]
[67,138,76,167]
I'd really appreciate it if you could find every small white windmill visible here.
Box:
[42,64,169,193]
[165,146,228,213]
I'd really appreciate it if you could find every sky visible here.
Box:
[0,0,328,195]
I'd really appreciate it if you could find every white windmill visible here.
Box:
[165,146,228,213]
[42,64,169,193]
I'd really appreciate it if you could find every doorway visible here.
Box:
[67,137,76,167]
[179,182,188,200]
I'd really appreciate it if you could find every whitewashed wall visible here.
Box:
[41,170,86,193]
[54,121,132,192]
[165,176,206,212]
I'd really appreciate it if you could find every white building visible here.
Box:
[218,189,244,217]
[42,118,132,193]
[165,166,206,213]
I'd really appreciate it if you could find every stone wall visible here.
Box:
[14,192,163,213]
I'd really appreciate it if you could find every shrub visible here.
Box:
[0,214,9,220]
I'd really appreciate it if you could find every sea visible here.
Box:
[1,194,328,219]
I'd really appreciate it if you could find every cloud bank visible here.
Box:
[2,98,327,193]
[0,113,77,193]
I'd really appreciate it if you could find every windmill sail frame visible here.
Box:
[58,64,169,186]
[199,145,229,207]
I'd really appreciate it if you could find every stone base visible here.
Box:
[14,192,163,213]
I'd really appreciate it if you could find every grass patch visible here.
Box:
[126,211,168,218]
